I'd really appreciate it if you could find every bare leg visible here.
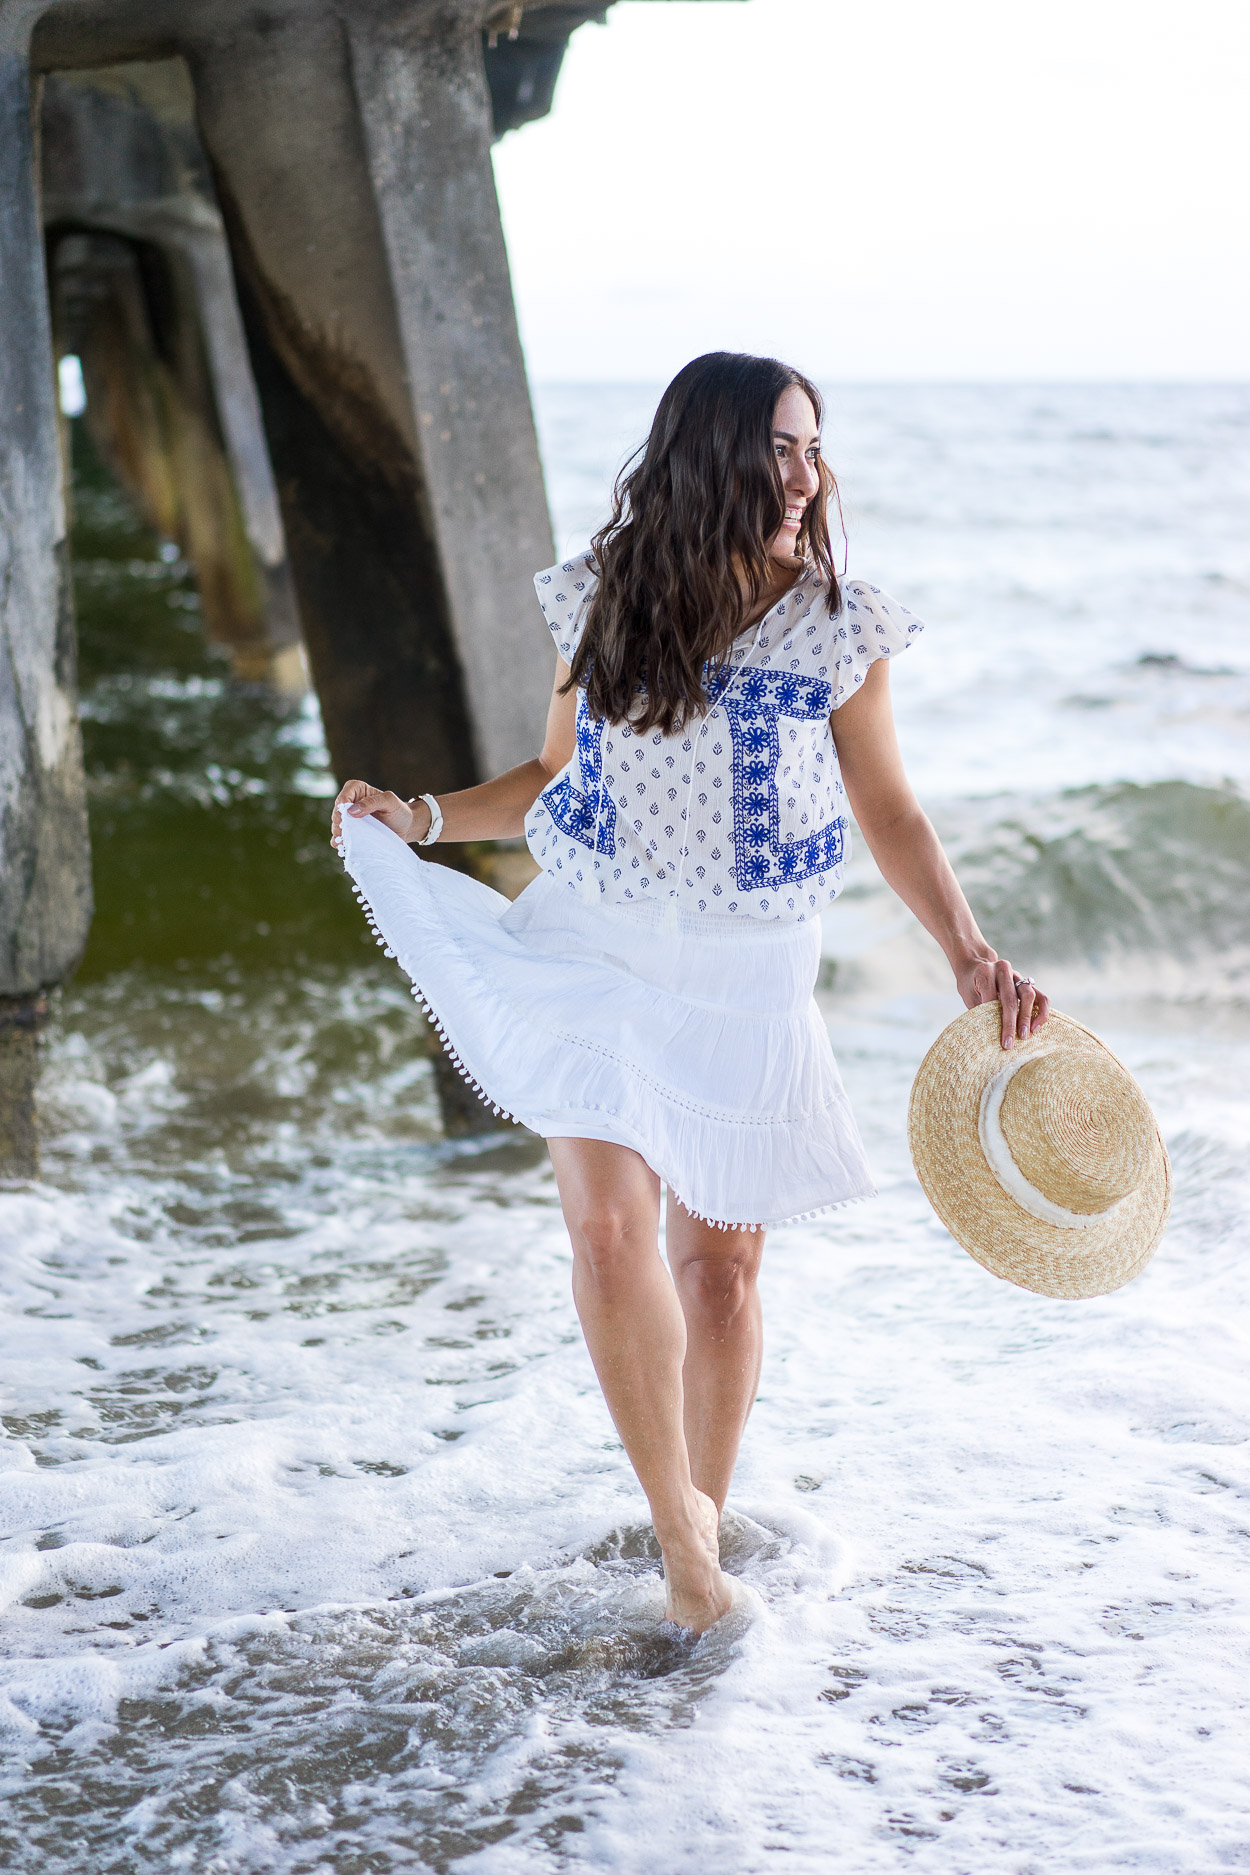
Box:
[667,1194,765,1515]
[547,1137,732,1633]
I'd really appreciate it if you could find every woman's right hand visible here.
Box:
[331,781,424,848]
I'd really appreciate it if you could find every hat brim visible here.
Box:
[908,1004,1172,1299]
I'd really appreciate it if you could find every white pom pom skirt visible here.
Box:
[335,811,875,1230]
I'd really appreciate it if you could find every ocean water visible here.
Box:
[2,385,1249,1872]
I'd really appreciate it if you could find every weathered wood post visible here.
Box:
[0,18,92,1177]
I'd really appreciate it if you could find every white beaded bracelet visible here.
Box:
[411,793,443,846]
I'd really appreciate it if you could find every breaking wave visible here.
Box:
[944,779,1250,966]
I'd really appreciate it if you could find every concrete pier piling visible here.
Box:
[41,59,306,692]
[189,3,556,798]
[0,24,92,1179]
[1,1,718,1168]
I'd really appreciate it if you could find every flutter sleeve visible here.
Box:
[533,551,598,665]
[829,580,926,710]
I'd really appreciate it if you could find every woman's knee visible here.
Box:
[674,1240,762,1320]
[568,1205,649,1290]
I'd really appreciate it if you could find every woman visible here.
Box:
[331,353,1049,1635]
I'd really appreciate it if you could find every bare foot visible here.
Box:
[659,1490,733,1633]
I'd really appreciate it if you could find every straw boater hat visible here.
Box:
[908,1003,1171,1299]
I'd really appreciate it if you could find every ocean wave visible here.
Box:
[940,779,1250,964]
[819,779,1250,1010]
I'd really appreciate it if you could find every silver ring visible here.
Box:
[1013,975,1034,989]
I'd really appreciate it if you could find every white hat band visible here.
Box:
[977,1052,1128,1232]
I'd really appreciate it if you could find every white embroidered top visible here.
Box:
[524,550,925,922]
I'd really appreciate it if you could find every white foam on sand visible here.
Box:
[583,1003,1250,1874]
[1,984,1248,1872]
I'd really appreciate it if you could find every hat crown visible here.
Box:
[998,1051,1153,1215]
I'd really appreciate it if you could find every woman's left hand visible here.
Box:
[957,956,1051,1050]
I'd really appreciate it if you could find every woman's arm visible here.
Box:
[829,659,1049,1049]
[331,658,579,847]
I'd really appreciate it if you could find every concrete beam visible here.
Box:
[482,4,608,138]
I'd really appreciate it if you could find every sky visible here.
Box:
[492,0,1250,382]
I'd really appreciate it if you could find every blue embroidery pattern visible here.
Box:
[722,670,845,891]
[540,692,617,856]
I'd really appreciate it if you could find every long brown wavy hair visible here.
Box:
[566,352,842,735]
